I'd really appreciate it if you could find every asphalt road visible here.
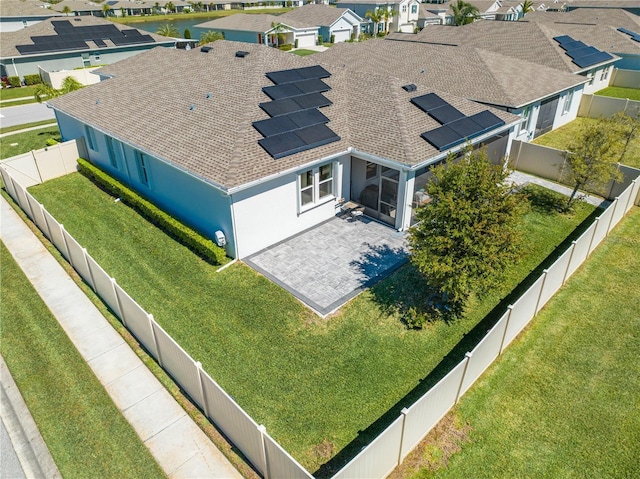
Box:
[0,103,56,128]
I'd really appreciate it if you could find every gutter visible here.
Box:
[1,41,175,62]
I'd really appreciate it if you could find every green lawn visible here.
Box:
[398,207,640,479]
[292,49,318,56]
[533,117,640,169]
[0,243,166,479]
[0,127,61,159]
[594,86,640,101]
[29,173,597,473]
[0,119,57,135]
[0,84,41,101]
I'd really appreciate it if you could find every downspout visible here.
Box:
[228,193,240,259]
[11,58,18,77]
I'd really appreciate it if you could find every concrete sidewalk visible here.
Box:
[1,196,242,479]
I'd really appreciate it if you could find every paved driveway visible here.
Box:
[245,215,408,316]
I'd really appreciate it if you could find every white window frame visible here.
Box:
[562,90,573,115]
[519,105,533,135]
[135,151,150,186]
[411,4,417,13]
[600,66,611,82]
[587,70,594,86]
[298,162,335,212]
[84,125,97,151]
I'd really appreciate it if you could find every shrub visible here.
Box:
[23,74,42,85]
[183,28,191,39]
[46,138,59,146]
[294,38,298,48]
[330,34,335,43]
[279,44,293,51]
[77,158,228,265]
[317,35,323,44]
[7,76,20,88]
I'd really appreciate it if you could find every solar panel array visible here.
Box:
[411,93,505,151]
[253,66,340,159]
[617,27,640,43]
[15,20,155,55]
[552,35,614,69]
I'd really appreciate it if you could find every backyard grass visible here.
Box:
[0,126,61,159]
[292,49,318,56]
[29,173,597,473]
[533,117,640,169]
[0,243,166,479]
[594,86,640,101]
[0,119,57,135]
[0,84,41,101]
[396,207,640,479]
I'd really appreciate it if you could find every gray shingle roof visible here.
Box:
[318,39,586,108]
[48,41,518,191]
[0,16,173,58]
[0,0,61,17]
[390,19,625,73]
[279,4,361,27]
[196,13,310,32]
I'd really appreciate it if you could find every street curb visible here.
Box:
[0,355,62,479]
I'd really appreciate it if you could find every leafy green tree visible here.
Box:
[564,122,623,207]
[450,0,479,25]
[408,148,524,316]
[198,30,224,45]
[365,8,384,36]
[34,76,83,103]
[156,23,180,37]
[270,22,288,47]
[608,111,640,165]
[165,1,175,13]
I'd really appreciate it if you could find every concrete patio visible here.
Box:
[245,215,408,316]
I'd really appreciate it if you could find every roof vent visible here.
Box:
[236,50,249,58]
[402,84,417,92]
[189,104,195,111]
[200,46,212,53]
[74,18,81,21]
[206,92,212,99]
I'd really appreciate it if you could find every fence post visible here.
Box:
[587,218,599,254]
[499,306,514,355]
[82,248,96,290]
[111,278,126,326]
[607,198,619,234]
[455,352,472,404]
[195,362,211,419]
[58,224,71,262]
[562,242,576,285]
[148,314,162,365]
[37,202,52,240]
[258,425,270,479]
[10,176,33,219]
[624,180,636,214]
[534,270,548,315]
[397,408,409,465]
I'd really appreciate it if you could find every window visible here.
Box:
[84,125,97,151]
[562,90,573,115]
[600,66,611,82]
[587,70,594,86]
[402,5,407,12]
[135,151,149,186]
[519,105,532,134]
[106,137,120,168]
[299,162,334,209]
[82,53,90,68]
[94,53,100,62]
[411,4,417,13]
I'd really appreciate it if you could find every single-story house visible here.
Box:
[0,0,62,33]
[320,39,588,139]
[51,1,104,16]
[0,16,175,81]
[197,14,319,47]
[337,0,420,33]
[278,4,364,43]
[48,41,520,259]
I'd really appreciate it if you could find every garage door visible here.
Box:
[332,29,351,43]
[296,32,316,48]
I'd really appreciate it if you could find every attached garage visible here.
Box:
[332,28,351,43]
[295,31,316,48]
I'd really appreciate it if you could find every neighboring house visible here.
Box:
[279,4,363,42]
[0,16,175,80]
[0,0,62,33]
[51,1,104,16]
[418,4,445,26]
[390,20,622,94]
[337,0,420,33]
[563,0,640,16]
[197,14,319,47]
[105,1,154,17]
[321,39,587,140]
[48,41,520,259]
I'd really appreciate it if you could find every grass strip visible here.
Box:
[0,85,42,101]
[0,127,60,159]
[594,86,640,101]
[0,242,166,479]
[397,208,640,479]
[29,173,595,472]
[0,120,57,135]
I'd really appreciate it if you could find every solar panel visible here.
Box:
[428,104,465,125]
[617,27,640,42]
[553,35,574,45]
[421,126,464,151]
[263,83,304,100]
[446,116,483,138]
[288,108,329,129]
[260,98,302,117]
[468,110,505,132]
[295,65,331,80]
[293,78,330,94]
[411,93,448,113]
[266,69,306,85]
[559,40,586,51]
[122,29,143,37]
[295,124,339,146]
[293,92,331,110]
[94,38,107,48]
[259,132,307,159]
[572,51,614,68]
[253,116,298,137]
[565,46,599,59]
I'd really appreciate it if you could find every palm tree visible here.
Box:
[450,0,479,25]
[61,5,72,15]
[102,4,111,17]
[165,1,176,13]
[270,22,288,47]
[34,77,83,103]
[199,30,224,45]
[156,23,180,37]
[520,0,534,17]
[381,6,396,34]
[365,8,384,36]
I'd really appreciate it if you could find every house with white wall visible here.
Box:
[337,0,420,33]
[0,0,61,33]
[48,41,520,259]
[279,4,363,43]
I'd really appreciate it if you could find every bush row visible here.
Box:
[77,158,228,265]
[7,76,20,88]
[24,74,43,85]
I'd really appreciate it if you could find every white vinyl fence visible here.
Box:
[578,94,640,119]
[610,68,640,89]
[0,166,313,479]
[331,171,640,479]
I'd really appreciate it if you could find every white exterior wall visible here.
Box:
[552,86,583,131]
[231,154,350,258]
[581,63,615,95]
[330,16,357,42]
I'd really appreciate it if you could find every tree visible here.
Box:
[34,76,83,103]
[520,0,534,16]
[608,111,640,165]
[270,22,288,47]
[165,1,175,13]
[61,5,72,15]
[381,6,396,34]
[184,28,191,39]
[102,3,111,16]
[564,122,623,207]
[365,8,384,36]
[450,0,479,26]
[408,148,524,316]
[199,30,224,45]
[156,23,180,37]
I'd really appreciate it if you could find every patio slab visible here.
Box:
[245,215,408,316]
